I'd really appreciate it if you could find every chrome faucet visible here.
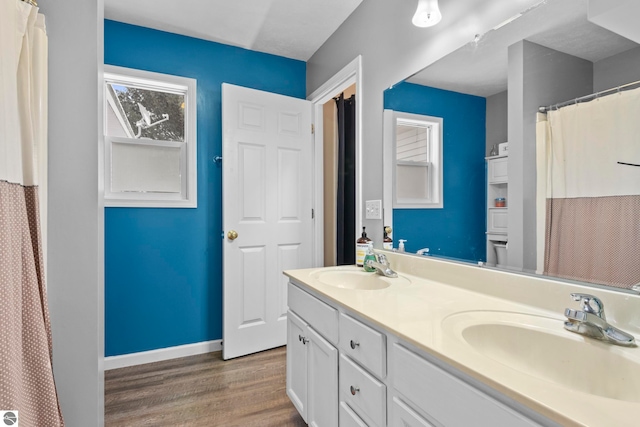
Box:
[365,253,398,278]
[564,293,636,347]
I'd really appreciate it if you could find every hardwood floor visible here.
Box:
[105,346,307,426]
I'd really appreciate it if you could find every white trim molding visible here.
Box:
[104,339,222,370]
[308,55,363,268]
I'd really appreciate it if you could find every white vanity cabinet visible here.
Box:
[286,280,555,427]
[286,284,339,427]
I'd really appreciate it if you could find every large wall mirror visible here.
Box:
[383,0,640,292]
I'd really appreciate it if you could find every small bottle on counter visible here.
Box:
[398,239,407,253]
[383,226,393,250]
[363,242,376,272]
[356,227,371,267]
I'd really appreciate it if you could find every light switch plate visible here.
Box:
[365,200,382,220]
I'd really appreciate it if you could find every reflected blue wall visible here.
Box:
[384,82,486,262]
[104,20,306,356]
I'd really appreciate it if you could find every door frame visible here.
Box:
[307,55,363,267]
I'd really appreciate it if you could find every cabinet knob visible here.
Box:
[350,385,360,396]
[350,340,360,349]
[299,335,308,345]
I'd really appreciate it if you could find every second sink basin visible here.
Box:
[310,267,411,290]
[442,311,640,402]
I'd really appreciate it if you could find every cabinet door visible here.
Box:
[488,208,508,234]
[488,157,508,183]
[307,326,339,427]
[286,310,308,421]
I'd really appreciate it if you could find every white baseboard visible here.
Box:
[104,339,222,370]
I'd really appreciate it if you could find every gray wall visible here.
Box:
[40,0,105,425]
[508,41,592,272]
[486,90,508,156]
[588,0,640,46]
[307,0,542,246]
[594,46,640,92]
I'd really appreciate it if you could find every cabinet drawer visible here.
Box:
[340,354,386,427]
[288,282,338,345]
[339,401,368,427]
[339,313,386,378]
[391,397,436,427]
[393,344,541,427]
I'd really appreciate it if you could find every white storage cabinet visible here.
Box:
[486,154,509,267]
[286,280,557,427]
[286,284,339,426]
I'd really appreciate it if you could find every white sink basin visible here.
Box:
[310,267,411,290]
[442,311,640,402]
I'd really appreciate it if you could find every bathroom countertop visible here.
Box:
[284,253,640,427]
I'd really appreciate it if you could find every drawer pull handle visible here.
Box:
[350,385,360,396]
[299,335,309,345]
[350,340,360,349]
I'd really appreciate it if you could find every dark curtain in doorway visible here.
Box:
[336,93,356,265]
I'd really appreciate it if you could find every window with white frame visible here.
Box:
[387,111,443,209]
[103,65,197,207]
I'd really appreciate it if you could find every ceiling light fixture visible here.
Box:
[412,0,442,28]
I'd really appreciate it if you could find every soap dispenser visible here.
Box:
[363,242,376,272]
[398,239,407,253]
[356,227,371,267]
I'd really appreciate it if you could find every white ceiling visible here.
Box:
[104,0,363,61]
[407,0,639,97]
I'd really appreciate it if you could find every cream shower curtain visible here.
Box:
[536,88,640,289]
[0,0,64,425]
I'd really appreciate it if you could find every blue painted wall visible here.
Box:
[104,20,306,356]
[384,82,486,262]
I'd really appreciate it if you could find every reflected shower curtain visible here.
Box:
[0,1,64,425]
[335,93,356,266]
[536,88,640,289]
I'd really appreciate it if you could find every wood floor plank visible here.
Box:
[105,346,307,426]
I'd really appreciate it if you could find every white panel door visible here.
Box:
[222,83,313,359]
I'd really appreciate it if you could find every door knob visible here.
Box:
[227,230,238,241]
